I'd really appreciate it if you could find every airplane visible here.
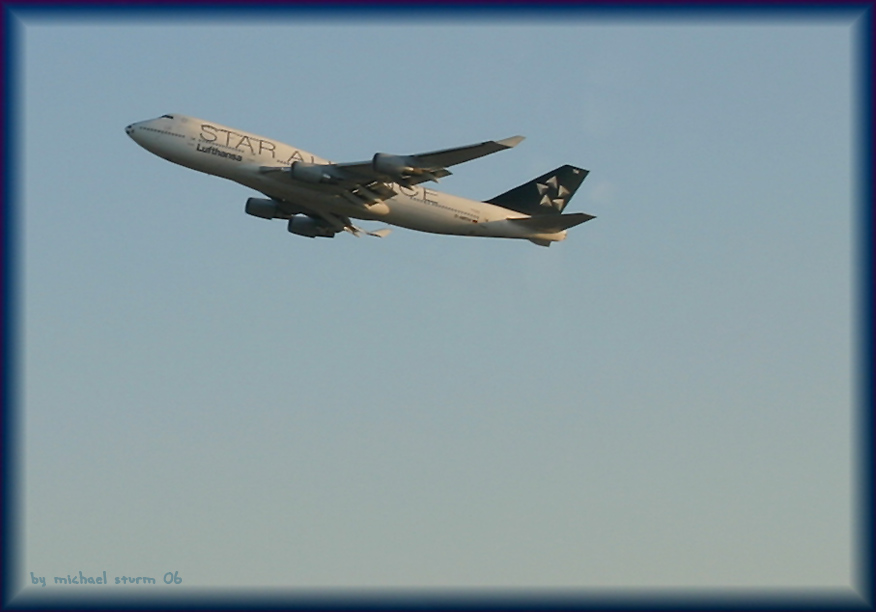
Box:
[125,114,595,246]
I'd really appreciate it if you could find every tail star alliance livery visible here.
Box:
[126,114,595,246]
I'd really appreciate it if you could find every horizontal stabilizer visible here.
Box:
[507,212,595,233]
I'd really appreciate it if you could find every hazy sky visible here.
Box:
[12,5,861,600]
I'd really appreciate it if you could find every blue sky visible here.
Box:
[12,7,860,597]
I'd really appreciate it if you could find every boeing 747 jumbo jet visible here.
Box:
[126,114,595,246]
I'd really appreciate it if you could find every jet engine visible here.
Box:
[372,153,417,180]
[287,214,336,238]
[289,161,340,184]
[245,197,284,220]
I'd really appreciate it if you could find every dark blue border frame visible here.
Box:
[1,3,872,610]
[852,4,874,608]
[2,2,22,610]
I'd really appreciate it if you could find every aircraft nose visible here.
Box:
[125,124,135,137]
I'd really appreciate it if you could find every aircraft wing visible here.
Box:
[259,135,525,202]
[334,135,525,186]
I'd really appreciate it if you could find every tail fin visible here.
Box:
[486,165,588,216]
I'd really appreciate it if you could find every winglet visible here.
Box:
[497,135,525,149]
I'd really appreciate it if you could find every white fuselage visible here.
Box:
[126,114,568,242]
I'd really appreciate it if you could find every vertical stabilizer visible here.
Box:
[486,165,588,216]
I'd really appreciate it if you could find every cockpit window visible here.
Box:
[161,114,174,119]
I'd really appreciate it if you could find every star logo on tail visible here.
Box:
[536,175,571,210]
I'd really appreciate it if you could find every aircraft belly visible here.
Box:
[476,219,566,242]
[384,205,468,234]
[382,194,483,235]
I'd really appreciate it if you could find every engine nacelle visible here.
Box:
[289,161,340,184]
[287,214,336,238]
[245,197,283,220]
[372,153,416,180]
